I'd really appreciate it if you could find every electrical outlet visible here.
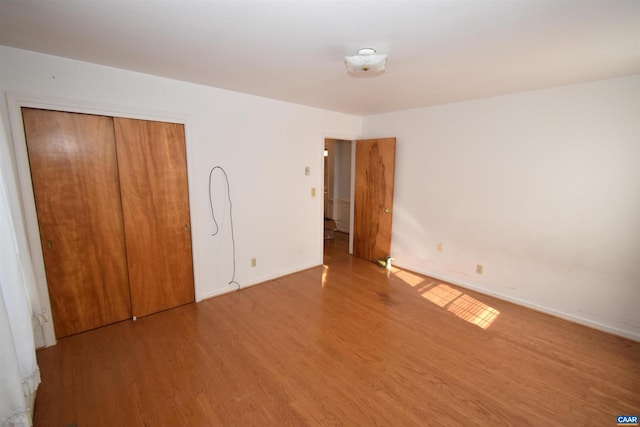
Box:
[476,264,484,275]
[305,166,310,176]
[311,187,316,197]
[437,242,443,252]
[251,258,256,267]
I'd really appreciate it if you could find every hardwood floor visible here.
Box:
[34,240,639,426]
[323,230,350,263]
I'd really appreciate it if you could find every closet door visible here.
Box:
[113,118,194,318]
[22,108,132,338]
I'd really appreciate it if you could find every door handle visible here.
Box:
[46,239,52,249]
[384,208,392,213]
[184,224,188,232]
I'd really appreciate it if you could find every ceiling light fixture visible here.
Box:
[345,48,387,75]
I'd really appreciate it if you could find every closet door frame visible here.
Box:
[6,94,198,347]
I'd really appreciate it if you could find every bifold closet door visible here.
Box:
[22,108,132,338]
[113,118,194,318]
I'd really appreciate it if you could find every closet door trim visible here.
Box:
[6,93,196,347]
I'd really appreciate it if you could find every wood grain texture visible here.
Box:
[34,249,639,426]
[113,118,194,318]
[22,108,131,338]
[353,137,396,261]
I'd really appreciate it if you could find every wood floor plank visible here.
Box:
[34,234,639,426]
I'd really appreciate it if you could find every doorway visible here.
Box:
[323,138,352,263]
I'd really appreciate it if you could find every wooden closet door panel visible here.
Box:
[22,108,132,338]
[113,118,194,318]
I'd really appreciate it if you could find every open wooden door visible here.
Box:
[353,137,396,262]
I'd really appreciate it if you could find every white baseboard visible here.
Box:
[198,262,320,301]
[198,260,639,342]
[335,199,350,233]
[336,224,350,233]
[396,263,640,343]
[29,390,36,424]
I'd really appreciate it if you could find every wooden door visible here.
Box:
[353,137,396,262]
[113,118,194,318]
[22,108,132,338]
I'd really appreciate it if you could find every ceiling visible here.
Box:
[0,0,638,116]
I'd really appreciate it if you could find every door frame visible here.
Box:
[321,136,356,254]
[321,135,397,263]
[6,93,196,347]
[321,133,359,260]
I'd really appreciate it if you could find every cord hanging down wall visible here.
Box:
[208,166,240,290]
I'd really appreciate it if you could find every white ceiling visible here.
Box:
[0,0,639,115]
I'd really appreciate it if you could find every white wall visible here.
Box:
[333,140,352,201]
[2,46,637,342]
[323,138,351,232]
[332,140,352,233]
[0,46,361,344]
[362,75,640,340]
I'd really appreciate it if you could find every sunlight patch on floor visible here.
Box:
[391,268,500,330]
[322,265,329,287]
[447,294,500,329]
[421,284,462,308]
[390,268,426,287]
